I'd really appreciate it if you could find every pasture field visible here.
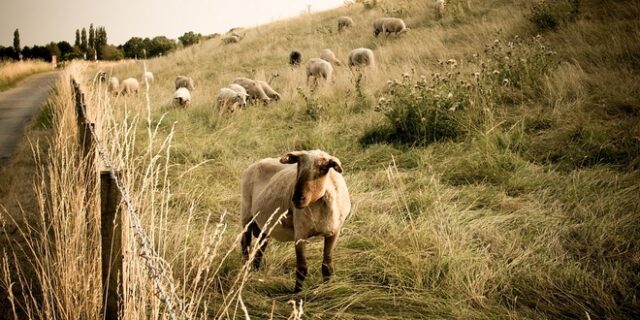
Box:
[2,0,639,319]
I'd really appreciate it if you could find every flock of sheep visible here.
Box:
[99,2,447,292]
[100,13,411,117]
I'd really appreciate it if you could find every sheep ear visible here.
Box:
[326,157,343,173]
[280,151,303,164]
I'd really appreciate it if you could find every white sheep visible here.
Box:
[232,77,271,105]
[108,76,119,96]
[217,87,248,112]
[320,49,342,66]
[223,35,240,44]
[337,16,354,32]
[373,17,392,37]
[229,83,248,96]
[143,71,154,84]
[381,18,409,36]
[173,87,191,107]
[175,76,195,90]
[257,80,281,101]
[119,78,139,96]
[348,48,375,68]
[306,58,333,86]
[240,150,351,293]
[435,0,446,19]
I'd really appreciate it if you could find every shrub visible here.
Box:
[362,35,557,147]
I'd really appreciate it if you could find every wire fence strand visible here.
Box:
[72,78,188,320]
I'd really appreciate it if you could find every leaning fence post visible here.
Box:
[101,171,123,320]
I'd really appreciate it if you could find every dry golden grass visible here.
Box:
[2,0,640,319]
[0,60,53,91]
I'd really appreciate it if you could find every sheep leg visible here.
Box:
[241,221,254,261]
[253,232,269,270]
[294,240,308,293]
[322,234,338,282]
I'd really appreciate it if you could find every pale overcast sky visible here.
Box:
[0,0,345,47]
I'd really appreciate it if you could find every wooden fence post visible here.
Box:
[101,171,123,320]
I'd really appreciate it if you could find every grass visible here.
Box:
[0,60,53,92]
[2,0,640,319]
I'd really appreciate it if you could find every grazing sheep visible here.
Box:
[143,71,154,84]
[217,87,248,112]
[306,58,333,86]
[173,87,191,107]
[348,48,375,68]
[120,78,139,96]
[290,51,302,66]
[229,83,248,96]
[257,80,281,101]
[223,35,241,44]
[320,49,342,66]
[381,18,409,36]
[373,17,392,37]
[240,150,351,293]
[175,76,195,90]
[96,70,107,82]
[337,16,354,32]
[233,77,271,105]
[108,76,119,96]
[435,0,446,19]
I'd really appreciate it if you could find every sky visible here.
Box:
[0,0,345,47]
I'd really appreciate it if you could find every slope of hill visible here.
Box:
[17,0,637,319]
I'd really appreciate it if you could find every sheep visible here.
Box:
[232,77,271,105]
[96,70,107,82]
[290,51,302,66]
[348,48,375,68]
[373,17,392,37]
[337,16,354,32]
[381,18,409,36]
[257,80,281,101]
[435,0,446,19]
[108,76,119,96]
[217,87,248,112]
[143,71,154,84]
[173,87,191,107]
[175,76,195,90]
[229,83,248,96]
[120,78,139,96]
[240,150,351,293]
[320,49,342,66]
[223,35,241,44]
[306,58,333,86]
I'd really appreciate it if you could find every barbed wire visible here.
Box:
[72,80,188,320]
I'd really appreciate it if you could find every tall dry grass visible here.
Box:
[2,0,639,319]
[0,60,53,91]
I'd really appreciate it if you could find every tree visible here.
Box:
[100,45,124,61]
[147,36,176,57]
[80,28,88,53]
[75,29,81,47]
[13,29,20,59]
[95,26,108,59]
[46,42,61,61]
[89,23,95,49]
[179,31,202,47]
[0,46,15,60]
[122,37,144,59]
[57,41,73,60]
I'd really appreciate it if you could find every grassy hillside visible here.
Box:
[12,0,637,319]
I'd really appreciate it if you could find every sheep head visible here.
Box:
[280,150,343,209]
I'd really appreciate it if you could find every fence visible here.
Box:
[71,78,186,320]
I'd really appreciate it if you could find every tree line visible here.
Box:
[0,27,215,62]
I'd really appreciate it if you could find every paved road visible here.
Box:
[0,71,60,165]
